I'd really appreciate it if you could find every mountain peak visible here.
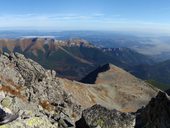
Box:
[80,63,111,84]
[80,63,136,85]
[67,39,94,47]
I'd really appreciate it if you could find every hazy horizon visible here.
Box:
[0,0,170,34]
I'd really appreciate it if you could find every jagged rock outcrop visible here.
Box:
[0,52,81,128]
[165,89,170,95]
[135,91,170,128]
[76,104,135,128]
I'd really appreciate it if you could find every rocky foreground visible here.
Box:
[0,52,168,128]
[76,91,170,128]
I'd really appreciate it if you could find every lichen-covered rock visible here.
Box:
[1,97,12,108]
[0,117,58,128]
[76,104,135,128]
[0,53,79,128]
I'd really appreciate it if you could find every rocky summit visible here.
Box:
[0,52,167,128]
[0,52,80,128]
[76,91,170,128]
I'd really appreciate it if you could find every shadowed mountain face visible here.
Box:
[0,38,153,81]
[80,64,110,84]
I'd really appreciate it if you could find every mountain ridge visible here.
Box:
[0,38,154,81]
[0,52,162,128]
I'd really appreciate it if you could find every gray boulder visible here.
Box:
[76,104,135,128]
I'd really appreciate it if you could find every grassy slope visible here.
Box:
[146,80,170,91]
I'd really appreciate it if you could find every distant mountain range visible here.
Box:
[0,38,153,81]
[0,32,170,127]
[0,37,170,89]
[131,60,170,89]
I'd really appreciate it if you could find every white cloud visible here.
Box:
[0,13,170,34]
[0,13,105,24]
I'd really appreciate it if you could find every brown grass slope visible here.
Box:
[63,63,159,112]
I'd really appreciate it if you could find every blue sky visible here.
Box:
[0,0,170,33]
